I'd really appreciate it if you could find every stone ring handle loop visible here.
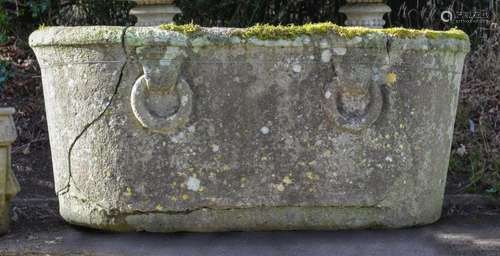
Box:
[324,80,383,132]
[131,76,193,134]
[131,46,192,134]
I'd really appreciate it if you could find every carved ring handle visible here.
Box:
[131,75,193,134]
[324,81,383,132]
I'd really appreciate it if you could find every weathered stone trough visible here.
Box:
[29,23,469,232]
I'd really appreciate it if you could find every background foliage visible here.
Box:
[0,1,497,36]
[0,0,496,51]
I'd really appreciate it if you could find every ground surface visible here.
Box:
[0,195,498,255]
[0,212,500,256]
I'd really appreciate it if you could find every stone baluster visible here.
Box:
[130,0,181,26]
[0,108,19,235]
[339,0,391,28]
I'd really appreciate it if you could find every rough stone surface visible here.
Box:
[0,108,20,235]
[29,26,470,232]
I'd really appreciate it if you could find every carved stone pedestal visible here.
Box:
[131,0,181,26]
[340,0,391,28]
[0,108,20,235]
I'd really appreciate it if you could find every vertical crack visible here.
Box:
[385,36,393,64]
[57,26,130,196]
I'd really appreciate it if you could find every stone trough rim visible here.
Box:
[29,25,470,53]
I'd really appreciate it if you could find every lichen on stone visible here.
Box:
[159,22,468,41]
[231,23,337,40]
[386,72,398,86]
[159,23,201,35]
[380,27,468,41]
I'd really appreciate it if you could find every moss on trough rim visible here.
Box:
[159,22,468,41]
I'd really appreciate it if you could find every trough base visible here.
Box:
[58,196,441,232]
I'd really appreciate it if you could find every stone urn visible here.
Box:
[340,0,392,28]
[0,108,20,234]
[130,0,181,26]
[29,24,469,232]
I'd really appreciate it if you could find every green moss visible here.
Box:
[232,23,337,40]
[159,23,201,35]
[37,23,48,31]
[160,22,468,41]
[237,23,468,41]
[381,27,468,41]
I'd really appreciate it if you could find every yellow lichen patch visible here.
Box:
[159,23,201,34]
[170,181,177,188]
[155,204,164,211]
[124,187,133,197]
[276,184,285,192]
[283,176,293,185]
[181,194,190,200]
[306,171,320,180]
[240,177,248,188]
[386,72,398,86]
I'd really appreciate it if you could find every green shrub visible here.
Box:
[0,0,135,41]
[0,2,8,44]
[175,0,344,27]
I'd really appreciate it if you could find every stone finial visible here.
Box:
[339,0,391,28]
[130,0,181,26]
[0,108,20,235]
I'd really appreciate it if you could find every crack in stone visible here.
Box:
[65,190,388,220]
[57,26,130,196]
[126,204,388,216]
[385,35,393,64]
